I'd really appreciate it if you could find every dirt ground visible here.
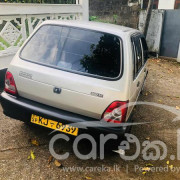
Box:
[0,58,180,180]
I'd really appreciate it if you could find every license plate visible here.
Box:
[31,114,78,136]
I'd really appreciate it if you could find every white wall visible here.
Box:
[158,0,176,9]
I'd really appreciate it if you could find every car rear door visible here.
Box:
[10,24,126,120]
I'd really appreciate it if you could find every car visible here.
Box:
[0,20,148,137]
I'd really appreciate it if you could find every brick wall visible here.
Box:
[89,0,140,29]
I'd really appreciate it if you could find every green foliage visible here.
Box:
[89,14,119,25]
[89,16,98,21]
[89,16,110,23]
[113,14,118,24]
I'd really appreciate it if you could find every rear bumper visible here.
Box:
[0,92,127,136]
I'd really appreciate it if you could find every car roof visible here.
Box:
[41,20,140,37]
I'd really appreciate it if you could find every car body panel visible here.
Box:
[1,21,148,130]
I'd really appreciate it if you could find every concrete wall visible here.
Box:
[89,0,140,29]
[139,10,164,53]
[158,0,176,9]
[139,9,180,60]
[177,43,180,62]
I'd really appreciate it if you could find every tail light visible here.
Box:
[102,101,129,124]
[4,71,18,96]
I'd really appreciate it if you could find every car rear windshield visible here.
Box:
[20,25,122,79]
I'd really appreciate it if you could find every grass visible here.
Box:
[89,15,119,24]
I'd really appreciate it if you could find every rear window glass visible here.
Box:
[20,25,121,79]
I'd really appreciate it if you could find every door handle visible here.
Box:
[137,81,140,87]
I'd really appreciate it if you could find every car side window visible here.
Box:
[140,37,149,64]
[131,35,144,79]
[131,40,136,79]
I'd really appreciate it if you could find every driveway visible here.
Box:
[0,58,180,180]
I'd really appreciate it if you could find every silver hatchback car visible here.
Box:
[0,21,148,137]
